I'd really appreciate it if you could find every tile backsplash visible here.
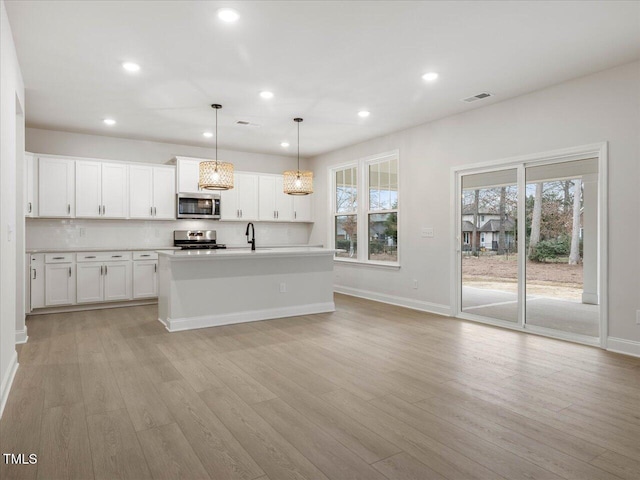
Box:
[26,218,313,250]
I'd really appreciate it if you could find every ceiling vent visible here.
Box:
[236,120,261,127]
[462,92,493,103]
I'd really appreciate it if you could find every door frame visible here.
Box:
[451,142,608,348]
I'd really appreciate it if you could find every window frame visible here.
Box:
[329,150,400,267]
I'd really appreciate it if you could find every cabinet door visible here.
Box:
[45,264,75,306]
[76,160,102,218]
[101,163,128,218]
[76,263,104,303]
[30,254,45,309]
[103,261,132,302]
[177,158,201,194]
[237,173,259,220]
[129,165,153,218]
[152,167,176,219]
[293,195,313,222]
[274,176,293,221]
[25,153,37,217]
[220,188,239,220]
[258,175,277,220]
[39,157,74,217]
[133,261,157,298]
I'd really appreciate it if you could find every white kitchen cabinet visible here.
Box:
[293,194,313,222]
[39,157,75,217]
[221,172,259,220]
[152,167,176,219]
[29,254,45,309]
[104,261,132,301]
[133,260,157,298]
[76,263,104,303]
[75,161,102,217]
[129,165,175,219]
[45,263,75,306]
[101,163,128,218]
[176,157,203,194]
[25,153,38,217]
[258,175,292,221]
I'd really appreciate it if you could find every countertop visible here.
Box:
[26,244,323,254]
[158,247,336,259]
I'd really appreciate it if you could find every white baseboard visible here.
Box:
[0,350,19,419]
[29,299,157,315]
[159,302,336,332]
[334,285,452,317]
[16,327,28,344]
[607,337,640,358]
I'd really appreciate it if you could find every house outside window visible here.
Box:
[331,151,399,266]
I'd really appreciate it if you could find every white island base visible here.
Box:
[157,248,335,332]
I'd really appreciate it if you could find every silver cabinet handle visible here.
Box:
[52,256,65,260]
[102,205,105,215]
[153,207,157,216]
[67,204,71,214]
[85,255,96,259]
[99,205,101,215]
[105,265,108,275]
[68,266,71,277]
[140,254,151,257]
[33,269,36,280]
[154,263,157,273]
[28,202,32,213]
[294,211,297,219]
[240,209,243,218]
[111,255,122,258]
[100,265,103,275]
[150,206,153,216]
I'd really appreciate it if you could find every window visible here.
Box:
[331,151,399,265]
[463,232,471,245]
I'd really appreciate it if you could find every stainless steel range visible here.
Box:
[173,230,227,250]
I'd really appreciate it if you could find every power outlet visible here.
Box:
[412,280,418,289]
[280,282,287,293]
[79,228,86,237]
[421,227,434,238]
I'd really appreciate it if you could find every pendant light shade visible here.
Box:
[199,104,234,190]
[283,117,313,195]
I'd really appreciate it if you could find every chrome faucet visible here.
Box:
[245,222,255,251]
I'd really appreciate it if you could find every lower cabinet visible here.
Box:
[30,250,158,310]
[45,263,75,306]
[133,260,158,298]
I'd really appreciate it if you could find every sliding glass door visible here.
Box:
[457,149,604,345]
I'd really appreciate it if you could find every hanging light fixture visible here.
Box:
[283,118,313,195]
[199,104,234,190]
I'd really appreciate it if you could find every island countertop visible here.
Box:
[157,247,336,259]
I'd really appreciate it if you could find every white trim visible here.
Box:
[335,285,452,317]
[160,302,336,332]
[0,351,19,419]
[28,299,157,315]
[15,327,28,344]
[607,337,640,358]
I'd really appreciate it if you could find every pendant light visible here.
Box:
[283,117,313,195]
[199,104,234,190]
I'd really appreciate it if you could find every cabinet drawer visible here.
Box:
[133,251,158,261]
[45,253,73,264]
[76,251,132,262]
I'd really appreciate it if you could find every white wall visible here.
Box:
[0,0,25,415]
[310,61,640,345]
[26,128,310,173]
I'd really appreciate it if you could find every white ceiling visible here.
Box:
[6,1,640,157]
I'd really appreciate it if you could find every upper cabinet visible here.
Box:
[293,195,313,222]
[129,165,175,219]
[25,153,38,217]
[258,175,293,221]
[38,157,75,217]
[220,172,259,221]
[176,157,203,194]
[76,161,128,218]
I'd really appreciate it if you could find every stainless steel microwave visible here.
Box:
[176,193,221,219]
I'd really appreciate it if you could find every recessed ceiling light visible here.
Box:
[217,8,240,23]
[422,72,439,82]
[260,91,274,99]
[203,131,213,138]
[122,62,140,72]
[103,118,116,126]
[280,142,290,147]
[358,110,370,118]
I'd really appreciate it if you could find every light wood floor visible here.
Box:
[2,294,640,480]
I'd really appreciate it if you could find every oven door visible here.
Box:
[177,193,221,219]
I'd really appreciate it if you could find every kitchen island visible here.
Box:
[157,247,336,331]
